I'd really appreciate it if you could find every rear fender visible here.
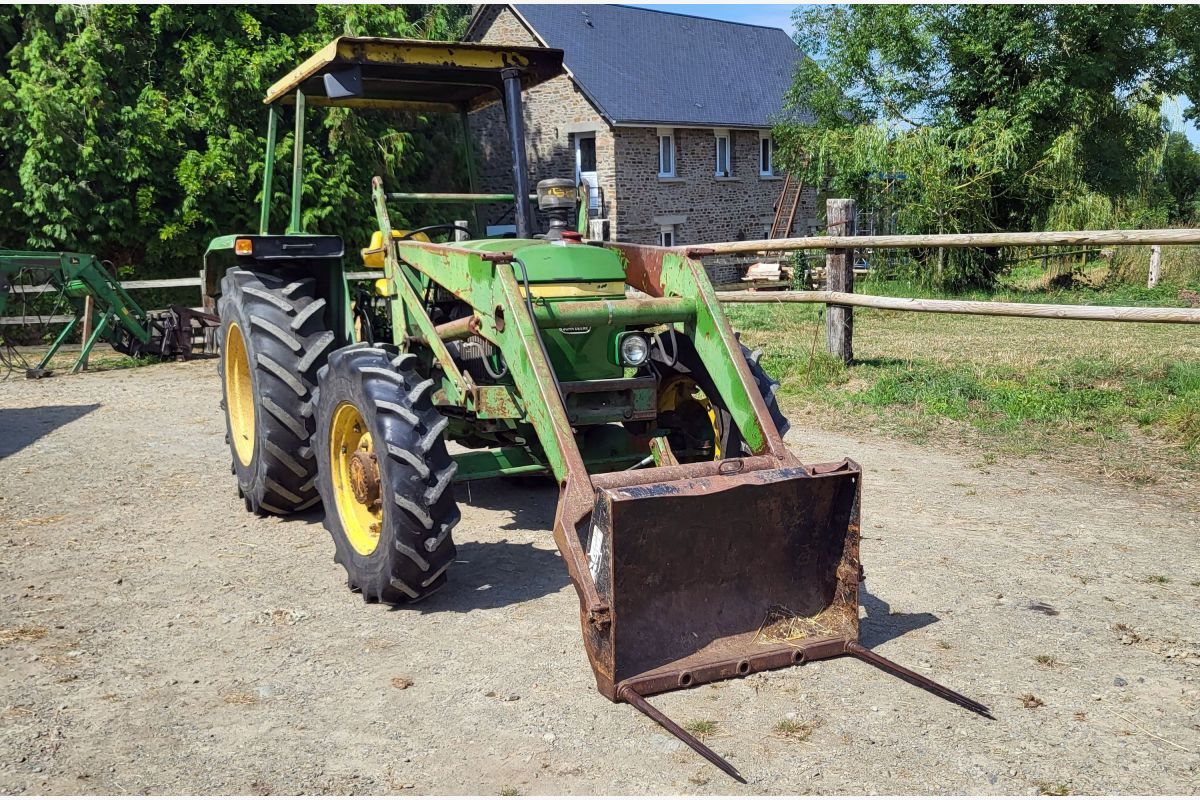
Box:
[202,234,351,341]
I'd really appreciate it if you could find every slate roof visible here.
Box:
[468,4,807,129]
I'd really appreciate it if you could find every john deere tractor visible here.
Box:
[206,37,986,780]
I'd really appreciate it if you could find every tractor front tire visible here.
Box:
[741,343,790,440]
[218,267,334,515]
[650,334,790,456]
[314,344,460,604]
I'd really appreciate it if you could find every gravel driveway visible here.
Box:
[1,360,1197,794]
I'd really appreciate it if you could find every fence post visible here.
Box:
[826,198,856,364]
[1147,245,1161,288]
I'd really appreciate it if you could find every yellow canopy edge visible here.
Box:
[264,36,565,111]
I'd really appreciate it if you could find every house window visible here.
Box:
[658,224,675,247]
[759,134,774,176]
[658,130,675,177]
[714,130,731,177]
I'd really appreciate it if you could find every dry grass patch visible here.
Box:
[221,690,259,706]
[683,719,718,740]
[0,625,47,644]
[1,706,34,718]
[773,718,818,742]
[1034,780,1073,795]
[13,514,67,527]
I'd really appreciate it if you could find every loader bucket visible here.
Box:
[566,455,991,781]
[584,459,862,696]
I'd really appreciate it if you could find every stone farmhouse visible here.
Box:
[465,3,817,248]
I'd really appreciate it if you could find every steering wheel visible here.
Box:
[398,224,473,241]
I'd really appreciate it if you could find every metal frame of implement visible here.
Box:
[0,249,217,377]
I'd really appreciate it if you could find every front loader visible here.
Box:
[205,37,988,781]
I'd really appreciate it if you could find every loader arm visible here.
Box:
[371,183,988,781]
[610,242,794,458]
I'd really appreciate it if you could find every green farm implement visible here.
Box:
[0,250,217,378]
[205,37,988,780]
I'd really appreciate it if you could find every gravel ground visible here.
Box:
[1,360,1197,795]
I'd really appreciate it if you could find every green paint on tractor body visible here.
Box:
[201,41,904,779]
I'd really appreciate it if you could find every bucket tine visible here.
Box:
[618,686,747,784]
[846,642,993,719]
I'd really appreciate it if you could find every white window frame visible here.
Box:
[714,129,731,177]
[759,132,774,177]
[574,131,600,211]
[658,224,675,247]
[657,127,675,178]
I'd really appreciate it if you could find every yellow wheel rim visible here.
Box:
[658,375,721,460]
[329,401,383,556]
[224,322,256,467]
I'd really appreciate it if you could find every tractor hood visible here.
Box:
[459,239,627,296]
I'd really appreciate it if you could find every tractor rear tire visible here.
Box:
[218,267,334,515]
[314,344,460,604]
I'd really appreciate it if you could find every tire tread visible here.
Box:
[217,266,331,515]
[315,344,459,604]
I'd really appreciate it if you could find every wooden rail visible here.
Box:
[711,199,1200,363]
[717,291,1200,325]
[9,275,202,295]
[0,314,75,326]
[694,227,1200,255]
[1,274,204,326]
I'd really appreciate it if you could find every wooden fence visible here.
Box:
[7,219,1198,365]
[705,199,1200,363]
[1,274,203,327]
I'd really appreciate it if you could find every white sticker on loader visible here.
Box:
[587,524,605,581]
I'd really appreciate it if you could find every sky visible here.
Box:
[628,3,796,32]
[630,3,1200,147]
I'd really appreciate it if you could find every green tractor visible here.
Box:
[205,37,986,780]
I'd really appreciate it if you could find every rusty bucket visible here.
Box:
[557,456,989,781]
[588,460,861,695]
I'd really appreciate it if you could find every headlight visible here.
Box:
[618,333,650,366]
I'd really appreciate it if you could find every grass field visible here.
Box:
[728,291,1200,486]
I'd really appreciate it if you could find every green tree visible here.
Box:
[1160,131,1200,223]
[777,4,1199,287]
[0,5,470,277]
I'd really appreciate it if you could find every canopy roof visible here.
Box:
[264,36,565,111]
